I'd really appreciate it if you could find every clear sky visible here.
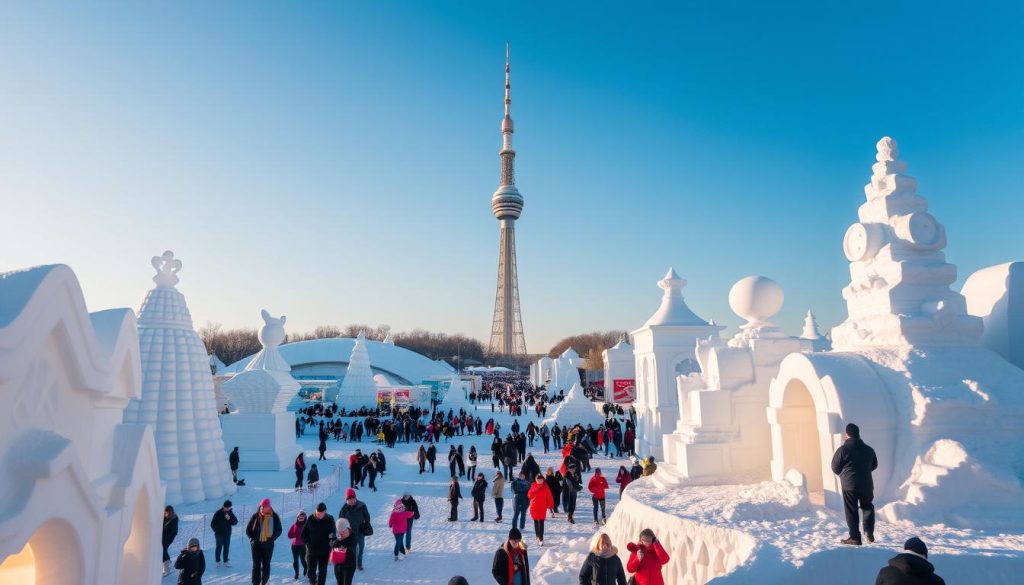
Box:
[2,2,1022,353]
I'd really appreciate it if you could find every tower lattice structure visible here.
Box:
[488,44,527,358]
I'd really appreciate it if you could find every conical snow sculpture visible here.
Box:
[337,331,377,410]
[799,310,831,351]
[440,374,470,411]
[124,251,235,505]
[543,383,605,427]
[220,310,300,470]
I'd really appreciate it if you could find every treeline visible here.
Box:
[547,330,630,370]
[199,322,486,367]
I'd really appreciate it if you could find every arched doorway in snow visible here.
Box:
[0,518,82,585]
[773,379,825,502]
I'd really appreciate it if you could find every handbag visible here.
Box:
[330,545,347,564]
[361,521,374,536]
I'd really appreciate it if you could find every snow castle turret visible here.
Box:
[631,268,724,460]
[799,310,831,352]
[337,331,377,410]
[124,251,235,505]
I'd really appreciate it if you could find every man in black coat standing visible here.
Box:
[301,502,336,585]
[830,422,878,545]
[210,500,238,567]
[875,537,946,585]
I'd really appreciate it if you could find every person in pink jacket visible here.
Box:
[286,510,307,580]
[387,499,415,561]
[588,468,610,526]
[615,465,632,498]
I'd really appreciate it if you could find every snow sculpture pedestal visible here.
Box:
[664,276,812,483]
[221,311,299,471]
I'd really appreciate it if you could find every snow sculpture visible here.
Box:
[768,139,1024,527]
[631,268,723,459]
[440,374,470,411]
[961,261,1024,370]
[336,331,377,410]
[220,309,300,470]
[549,347,582,393]
[799,310,831,352]
[662,276,812,482]
[602,338,636,403]
[0,265,163,585]
[530,355,554,387]
[124,251,236,505]
[542,383,605,428]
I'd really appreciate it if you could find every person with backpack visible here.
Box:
[174,538,206,585]
[625,528,670,585]
[210,500,238,568]
[579,533,626,585]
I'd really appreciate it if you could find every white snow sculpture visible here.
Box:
[961,261,1024,370]
[0,265,163,585]
[336,331,377,410]
[602,338,636,403]
[123,251,236,505]
[632,268,723,459]
[799,310,831,352]
[531,356,554,387]
[440,374,470,411]
[543,383,605,428]
[220,310,300,470]
[662,276,812,482]
[768,139,1024,527]
[550,347,582,393]
[382,332,395,345]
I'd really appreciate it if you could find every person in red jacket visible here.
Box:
[626,528,670,585]
[588,468,610,526]
[527,474,554,547]
[615,465,632,497]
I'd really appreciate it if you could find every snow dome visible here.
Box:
[123,251,236,505]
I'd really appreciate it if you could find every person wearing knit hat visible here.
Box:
[174,536,206,585]
[245,497,282,584]
[830,421,879,545]
[210,499,238,568]
[875,536,946,584]
[331,517,357,585]
[492,527,529,585]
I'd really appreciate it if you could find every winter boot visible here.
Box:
[866,533,875,543]
[162,560,171,576]
[841,537,862,546]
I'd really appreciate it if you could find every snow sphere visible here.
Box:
[729,276,784,325]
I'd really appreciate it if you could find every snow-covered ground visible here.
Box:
[168,403,633,584]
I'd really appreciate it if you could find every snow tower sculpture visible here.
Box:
[337,331,377,410]
[768,138,1024,527]
[0,265,163,585]
[123,251,236,505]
[632,268,723,460]
[220,310,300,470]
[602,337,636,403]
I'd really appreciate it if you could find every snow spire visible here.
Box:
[801,310,822,340]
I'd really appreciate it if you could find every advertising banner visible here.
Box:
[613,379,636,403]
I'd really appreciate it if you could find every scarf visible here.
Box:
[259,511,272,542]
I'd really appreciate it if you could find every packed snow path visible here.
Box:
[169,401,634,584]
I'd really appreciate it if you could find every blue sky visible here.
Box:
[1,2,1022,352]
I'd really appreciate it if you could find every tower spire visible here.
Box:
[500,42,516,186]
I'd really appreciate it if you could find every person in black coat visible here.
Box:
[470,473,488,522]
[492,528,530,585]
[307,463,320,488]
[401,493,420,552]
[338,489,371,571]
[875,537,946,585]
[578,533,626,585]
[209,500,238,566]
[830,423,878,545]
[426,444,437,473]
[448,476,462,521]
[174,538,206,585]
[245,499,283,585]
[300,502,336,585]
[295,452,306,489]
[330,518,358,585]
[229,447,240,484]
[162,506,179,576]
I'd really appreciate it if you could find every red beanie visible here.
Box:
[260,498,271,509]
[345,488,356,499]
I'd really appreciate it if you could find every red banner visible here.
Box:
[613,379,635,403]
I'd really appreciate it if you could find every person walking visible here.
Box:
[338,489,371,572]
[426,443,437,473]
[301,502,336,585]
[330,518,358,585]
[448,475,464,522]
[416,445,427,474]
[295,452,307,489]
[471,472,488,522]
[229,447,240,484]
[539,423,550,454]
[448,446,459,478]
[588,468,609,526]
[287,511,308,580]
[318,430,328,461]
[578,533,627,585]
[511,471,531,530]
[468,446,479,479]
[625,528,670,585]
[162,505,179,577]
[400,493,420,553]
[831,422,878,545]
[308,463,320,488]
[545,468,562,515]
[348,449,362,489]
[615,465,632,498]
[563,468,582,524]
[875,537,946,585]
[528,474,554,547]
[245,498,283,585]
[210,500,238,568]
[491,527,530,585]
[365,453,379,492]
[174,538,206,585]
[388,499,415,561]
[492,470,506,523]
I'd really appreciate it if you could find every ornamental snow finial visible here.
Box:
[151,250,182,288]
[876,136,899,162]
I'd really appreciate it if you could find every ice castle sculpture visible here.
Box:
[220,310,300,470]
[767,138,1024,527]
[337,331,377,410]
[632,268,723,460]
[0,265,163,585]
[123,251,235,505]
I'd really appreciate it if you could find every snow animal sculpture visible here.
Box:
[221,309,300,470]
[123,251,236,505]
[0,264,164,585]
[768,138,1024,528]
